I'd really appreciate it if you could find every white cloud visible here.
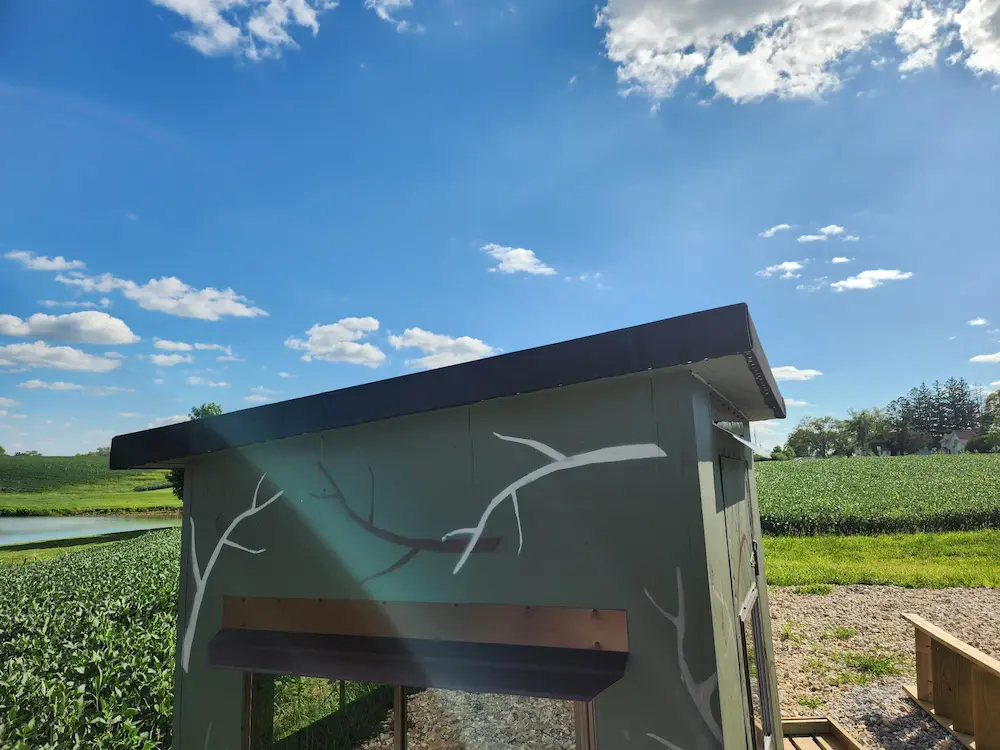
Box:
[38,298,111,310]
[151,0,337,60]
[153,378,165,385]
[216,354,244,362]
[56,272,266,320]
[758,223,792,238]
[0,342,121,372]
[970,351,1000,363]
[18,380,84,391]
[245,394,271,403]
[194,342,233,356]
[88,385,136,396]
[785,399,810,406]
[154,338,193,351]
[150,353,194,367]
[842,235,861,242]
[569,74,578,84]
[820,224,845,236]
[796,276,829,292]
[0,397,19,407]
[186,375,229,387]
[831,268,913,291]
[5,250,85,271]
[366,0,423,31]
[119,412,144,417]
[991,380,1000,389]
[148,414,190,428]
[482,243,557,275]
[277,371,295,378]
[968,317,988,326]
[0,311,139,345]
[104,352,126,359]
[388,327,497,369]
[757,260,806,279]
[0,410,27,419]
[285,317,386,367]
[797,234,828,243]
[773,365,823,381]
[831,256,853,264]
[596,0,1000,105]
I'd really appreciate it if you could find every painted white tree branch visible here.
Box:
[180,473,284,673]
[644,568,723,746]
[442,432,667,574]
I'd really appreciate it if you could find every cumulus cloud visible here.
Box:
[277,371,295,378]
[56,272,266,320]
[154,338,193,351]
[388,327,497,369]
[482,243,557,275]
[0,311,139,345]
[842,235,861,242]
[831,268,913,291]
[285,317,386,367]
[757,260,806,279]
[150,0,338,60]
[758,223,792,238]
[596,0,1000,105]
[244,385,276,403]
[18,380,84,391]
[38,298,111,309]
[0,342,121,372]
[186,375,229,387]
[820,224,845,236]
[88,385,136,396]
[194,342,233,355]
[5,250,85,271]
[968,317,988,325]
[796,276,829,292]
[0,397,19,407]
[785,398,810,406]
[773,365,823,381]
[831,257,853,264]
[365,0,419,31]
[797,234,828,243]
[150,353,194,367]
[970,351,1000,363]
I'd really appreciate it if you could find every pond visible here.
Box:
[0,515,182,547]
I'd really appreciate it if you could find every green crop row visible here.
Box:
[756,453,1000,535]
[0,455,165,494]
[0,530,179,748]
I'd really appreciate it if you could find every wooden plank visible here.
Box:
[222,597,629,652]
[902,614,1000,679]
[904,686,976,749]
[574,700,597,750]
[782,718,833,736]
[973,668,1000,750]
[916,629,934,702]
[812,736,838,750]
[393,686,406,750]
[826,717,865,750]
[933,639,975,733]
[792,738,825,750]
[783,740,797,749]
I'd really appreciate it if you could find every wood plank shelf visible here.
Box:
[781,716,864,750]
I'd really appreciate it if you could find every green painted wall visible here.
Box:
[171,370,776,750]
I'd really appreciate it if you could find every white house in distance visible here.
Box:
[940,430,977,454]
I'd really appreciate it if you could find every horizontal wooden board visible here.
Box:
[904,685,976,749]
[222,597,629,652]
[902,614,1000,679]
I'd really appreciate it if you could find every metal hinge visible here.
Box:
[751,539,761,577]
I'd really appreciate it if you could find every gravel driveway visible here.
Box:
[352,585,998,750]
[769,584,1000,749]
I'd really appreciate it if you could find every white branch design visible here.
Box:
[180,473,284,673]
[442,432,667,574]
[645,568,723,746]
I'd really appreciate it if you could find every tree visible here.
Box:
[78,446,111,457]
[0,444,5,456]
[168,403,224,501]
[786,416,839,458]
[14,450,42,457]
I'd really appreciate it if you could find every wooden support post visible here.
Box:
[574,701,597,750]
[393,686,407,750]
[973,668,1000,750]
[915,629,933,703]
[932,640,975,734]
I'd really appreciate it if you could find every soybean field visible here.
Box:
[756,453,1000,535]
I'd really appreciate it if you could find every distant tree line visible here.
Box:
[771,377,1000,459]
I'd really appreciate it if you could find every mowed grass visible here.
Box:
[756,453,1000,535]
[762,529,1000,588]
[0,455,180,516]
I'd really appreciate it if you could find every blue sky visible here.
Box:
[2,0,999,455]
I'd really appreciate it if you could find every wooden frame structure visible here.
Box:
[902,612,1000,750]
[780,717,862,749]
